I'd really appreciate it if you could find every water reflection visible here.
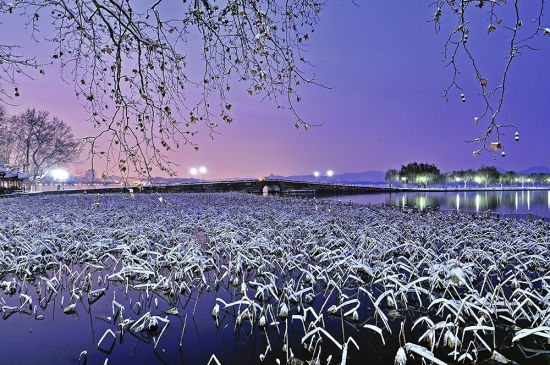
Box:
[326,190,550,218]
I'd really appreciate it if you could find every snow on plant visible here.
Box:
[0,193,549,363]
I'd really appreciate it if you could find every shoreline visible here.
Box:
[1,180,549,199]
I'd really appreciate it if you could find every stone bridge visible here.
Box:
[117,179,391,196]
[148,179,392,195]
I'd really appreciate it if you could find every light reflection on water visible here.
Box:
[325,190,550,218]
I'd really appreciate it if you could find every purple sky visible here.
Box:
[3,1,549,179]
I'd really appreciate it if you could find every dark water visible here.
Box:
[5,272,546,365]
[325,190,550,219]
[0,272,407,365]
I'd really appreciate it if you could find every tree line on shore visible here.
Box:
[0,106,79,186]
[385,163,550,186]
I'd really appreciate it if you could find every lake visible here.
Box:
[325,189,550,219]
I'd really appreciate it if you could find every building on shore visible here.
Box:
[0,164,29,193]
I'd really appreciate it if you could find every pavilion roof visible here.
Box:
[0,169,29,181]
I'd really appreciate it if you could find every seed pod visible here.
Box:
[278,303,289,318]
[258,315,266,327]
[212,303,220,318]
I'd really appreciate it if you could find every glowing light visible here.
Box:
[199,166,207,174]
[456,193,460,211]
[474,176,482,184]
[419,195,426,210]
[313,171,320,178]
[326,170,334,177]
[527,190,530,211]
[190,168,198,175]
[50,169,69,182]
[515,192,518,211]
[475,194,480,212]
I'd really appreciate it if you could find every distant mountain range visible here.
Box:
[493,166,550,174]
[267,170,386,184]
[517,166,550,174]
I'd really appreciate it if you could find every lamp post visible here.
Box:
[199,166,207,180]
[313,171,319,182]
[51,168,69,191]
[326,170,333,183]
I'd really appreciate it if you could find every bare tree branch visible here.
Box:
[0,0,325,178]
[432,0,547,158]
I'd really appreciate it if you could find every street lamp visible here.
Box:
[190,167,198,176]
[51,168,69,182]
[313,171,320,182]
[199,166,207,180]
[51,168,69,191]
[326,170,334,177]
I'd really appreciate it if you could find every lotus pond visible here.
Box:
[1,193,550,364]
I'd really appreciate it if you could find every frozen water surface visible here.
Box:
[1,193,550,364]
